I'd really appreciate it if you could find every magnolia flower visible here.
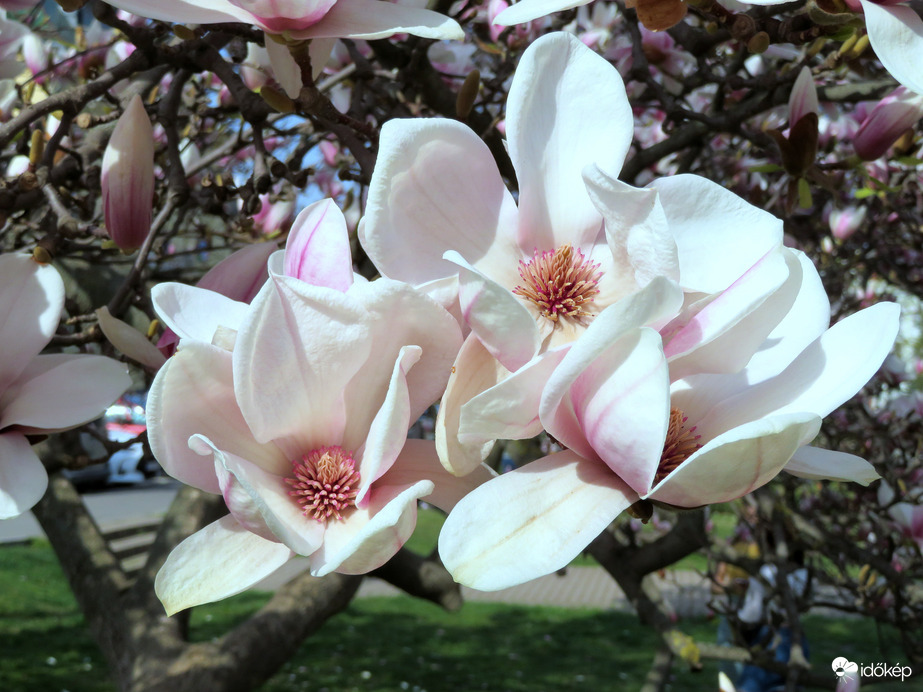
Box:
[148,201,488,613]
[360,32,788,474]
[438,249,899,590]
[101,94,154,252]
[0,253,131,519]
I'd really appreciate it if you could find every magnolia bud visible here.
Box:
[101,94,154,252]
[854,87,923,161]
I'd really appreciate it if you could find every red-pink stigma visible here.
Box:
[512,244,602,323]
[286,445,360,523]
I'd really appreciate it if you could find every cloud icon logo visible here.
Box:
[832,657,859,677]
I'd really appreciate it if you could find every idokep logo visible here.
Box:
[832,657,913,682]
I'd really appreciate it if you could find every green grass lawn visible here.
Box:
[1,538,910,692]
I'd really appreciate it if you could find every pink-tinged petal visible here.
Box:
[583,165,679,289]
[360,118,519,286]
[459,348,569,445]
[344,278,462,433]
[355,346,420,501]
[151,283,251,346]
[439,450,638,590]
[540,277,683,462]
[448,251,540,372]
[784,446,880,486]
[506,33,632,249]
[0,433,48,519]
[663,248,792,380]
[101,0,251,24]
[198,437,325,556]
[196,243,275,303]
[0,354,129,433]
[308,37,336,80]
[101,94,154,252]
[416,275,465,335]
[146,342,286,492]
[284,199,353,291]
[309,479,433,576]
[695,302,900,438]
[862,0,923,97]
[234,275,370,455]
[264,35,302,99]
[95,306,167,371]
[855,86,923,160]
[436,335,510,476]
[375,439,496,514]
[648,175,783,293]
[649,413,822,507]
[289,0,464,40]
[789,66,818,126]
[154,514,294,616]
[494,0,591,25]
[0,253,63,392]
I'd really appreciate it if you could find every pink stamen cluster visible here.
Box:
[286,445,360,523]
[512,244,602,322]
[655,408,702,484]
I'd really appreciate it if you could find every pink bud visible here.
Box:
[854,87,923,161]
[487,0,509,42]
[789,66,818,128]
[101,94,154,251]
[829,206,866,240]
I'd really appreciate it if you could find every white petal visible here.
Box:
[649,175,783,293]
[448,251,540,372]
[0,253,63,392]
[374,439,496,514]
[309,480,433,575]
[283,199,353,291]
[507,33,632,249]
[436,335,509,476]
[862,0,923,97]
[151,282,250,346]
[494,0,591,25]
[265,34,302,99]
[0,354,129,433]
[784,446,880,486]
[649,413,821,507]
[439,450,637,591]
[292,0,464,41]
[0,433,48,519]
[96,307,167,370]
[102,0,251,23]
[360,118,519,286]
[155,515,294,616]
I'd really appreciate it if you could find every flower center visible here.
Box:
[512,244,602,323]
[285,445,360,523]
[654,408,701,484]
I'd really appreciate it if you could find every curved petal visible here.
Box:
[439,450,638,591]
[0,254,62,392]
[233,275,370,455]
[0,354,129,433]
[459,348,569,445]
[103,0,252,24]
[343,278,462,436]
[436,335,509,476]
[694,302,900,439]
[649,412,822,507]
[374,439,496,514]
[147,342,286,492]
[199,438,325,556]
[448,251,541,372]
[862,0,923,97]
[265,35,302,99]
[0,433,48,519]
[648,175,783,293]
[583,165,679,290]
[360,118,520,286]
[291,0,464,40]
[154,515,294,616]
[309,479,433,576]
[663,247,792,380]
[151,283,250,347]
[355,346,420,501]
[196,243,274,304]
[284,199,353,292]
[494,0,591,25]
[784,446,880,486]
[506,33,632,249]
[96,307,167,371]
